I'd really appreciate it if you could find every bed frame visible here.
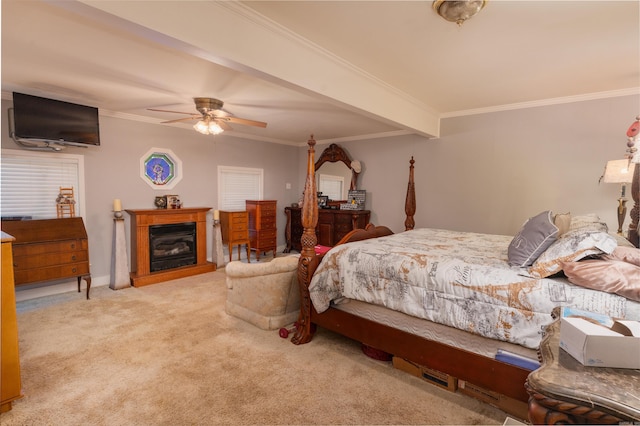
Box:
[290,135,640,405]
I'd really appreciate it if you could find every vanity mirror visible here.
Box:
[315,144,360,202]
[284,143,369,252]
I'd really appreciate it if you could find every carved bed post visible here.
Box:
[404,156,416,231]
[628,160,639,247]
[292,135,320,344]
[626,116,639,248]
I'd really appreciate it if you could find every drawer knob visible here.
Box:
[71,255,77,261]
[70,243,76,249]
[72,267,77,273]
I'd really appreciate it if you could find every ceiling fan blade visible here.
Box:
[216,120,233,131]
[161,116,200,124]
[222,116,267,128]
[148,108,195,116]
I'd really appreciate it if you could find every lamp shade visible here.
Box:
[602,159,636,184]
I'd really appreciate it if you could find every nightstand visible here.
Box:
[220,210,251,263]
[525,316,640,424]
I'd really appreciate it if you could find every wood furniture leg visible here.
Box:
[284,208,292,253]
[77,275,91,299]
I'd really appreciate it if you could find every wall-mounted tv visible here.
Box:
[11,92,100,146]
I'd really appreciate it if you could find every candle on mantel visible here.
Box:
[214,209,220,221]
[113,199,122,212]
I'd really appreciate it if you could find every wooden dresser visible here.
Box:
[1,218,91,299]
[1,232,22,413]
[246,200,277,261]
[220,210,251,262]
[284,207,370,252]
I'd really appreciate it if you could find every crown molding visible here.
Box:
[440,88,640,118]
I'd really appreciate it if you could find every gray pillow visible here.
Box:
[508,210,559,267]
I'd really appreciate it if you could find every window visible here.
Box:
[1,149,85,219]
[218,166,263,211]
[318,174,344,201]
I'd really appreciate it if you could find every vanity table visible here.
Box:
[285,143,370,252]
[284,207,370,252]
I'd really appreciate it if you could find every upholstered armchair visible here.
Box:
[225,255,300,330]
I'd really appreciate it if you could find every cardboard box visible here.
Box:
[457,380,529,422]
[392,357,457,392]
[559,317,640,368]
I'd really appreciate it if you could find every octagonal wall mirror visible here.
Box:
[315,144,360,202]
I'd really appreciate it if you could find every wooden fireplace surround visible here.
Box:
[126,208,216,287]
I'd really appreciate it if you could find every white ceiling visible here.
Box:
[2,0,639,146]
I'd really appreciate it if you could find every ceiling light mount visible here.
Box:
[194,97,224,115]
[433,0,486,26]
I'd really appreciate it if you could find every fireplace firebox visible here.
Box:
[149,222,196,272]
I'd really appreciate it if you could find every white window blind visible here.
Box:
[1,150,84,220]
[319,174,344,201]
[218,166,263,211]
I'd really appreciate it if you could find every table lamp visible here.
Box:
[602,159,636,234]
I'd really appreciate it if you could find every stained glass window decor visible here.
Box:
[140,148,182,190]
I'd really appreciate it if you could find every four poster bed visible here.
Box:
[290,135,640,415]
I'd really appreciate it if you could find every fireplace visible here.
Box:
[126,208,216,287]
[149,222,196,272]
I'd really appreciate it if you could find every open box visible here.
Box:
[559,317,640,368]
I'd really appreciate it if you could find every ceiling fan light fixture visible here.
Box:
[194,118,223,135]
[433,0,486,26]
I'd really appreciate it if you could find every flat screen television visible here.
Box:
[11,92,100,146]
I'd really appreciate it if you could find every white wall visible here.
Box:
[335,94,639,236]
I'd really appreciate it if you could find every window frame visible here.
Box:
[1,149,86,220]
[217,165,264,211]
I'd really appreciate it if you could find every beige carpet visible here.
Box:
[1,270,512,425]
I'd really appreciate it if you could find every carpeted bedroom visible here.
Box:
[1,271,515,425]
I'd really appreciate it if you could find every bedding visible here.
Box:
[561,259,640,302]
[309,227,640,350]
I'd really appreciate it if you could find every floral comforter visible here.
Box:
[309,228,640,349]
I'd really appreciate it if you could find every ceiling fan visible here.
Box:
[148,97,267,135]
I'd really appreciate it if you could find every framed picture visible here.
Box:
[166,195,180,209]
[347,190,366,209]
[154,195,168,209]
[318,195,329,207]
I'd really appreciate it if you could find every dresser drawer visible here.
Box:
[15,262,90,285]
[13,250,88,270]
[257,229,277,239]
[256,237,276,247]
[260,216,277,229]
[13,239,87,256]
[229,213,248,223]
[261,205,277,216]
[229,230,249,240]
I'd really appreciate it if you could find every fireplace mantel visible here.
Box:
[126,208,216,286]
